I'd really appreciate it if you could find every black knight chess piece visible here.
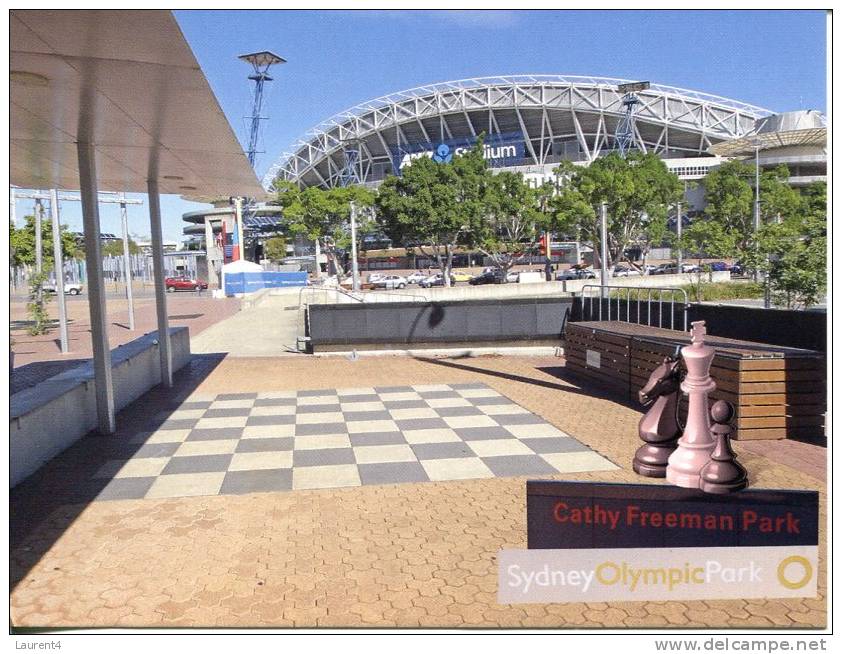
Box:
[699,400,749,494]
[633,355,683,477]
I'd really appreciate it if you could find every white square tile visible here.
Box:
[353,444,416,464]
[145,472,226,499]
[420,457,494,482]
[412,384,453,392]
[505,424,568,439]
[294,434,351,450]
[228,451,293,471]
[155,409,205,421]
[427,398,472,408]
[94,457,170,479]
[174,439,238,457]
[256,390,297,399]
[479,404,531,416]
[250,404,297,416]
[337,387,376,397]
[346,419,399,434]
[456,388,502,398]
[442,415,498,429]
[466,439,534,458]
[402,428,461,444]
[389,407,439,420]
[341,401,387,413]
[292,464,361,490]
[210,399,255,410]
[195,416,248,430]
[297,395,338,406]
[379,391,422,402]
[242,424,295,439]
[296,411,345,424]
[541,451,618,473]
[133,429,191,444]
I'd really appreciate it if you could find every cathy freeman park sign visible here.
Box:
[391,132,525,173]
[498,481,819,603]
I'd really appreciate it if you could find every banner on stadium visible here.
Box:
[391,131,525,173]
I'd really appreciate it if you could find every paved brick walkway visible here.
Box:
[10,355,826,629]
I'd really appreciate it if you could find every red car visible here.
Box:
[165,276,208,292]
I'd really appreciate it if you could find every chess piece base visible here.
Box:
[700,478,748,494]
[633,443,677,478]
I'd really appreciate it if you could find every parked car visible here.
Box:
[406,270,428,285]
[556,266,597,280]
[165,276,208,292]
[506,271,520,283]
[612,265,642,277]
[469,270,503,285]
[419,273,456,288]
[705,261,730,272]
[682,263,700,273]
[371,274,408,290]
[42,282,83,295]
[451,270,473,283]
[367,272,387,284]
[729,261,744,276]
[651,263,677,275]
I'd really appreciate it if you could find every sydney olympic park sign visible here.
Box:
[391,132,525,173]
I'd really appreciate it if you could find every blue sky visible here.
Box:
[13,9,827,243]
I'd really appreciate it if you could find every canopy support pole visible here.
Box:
[148,178,173,388]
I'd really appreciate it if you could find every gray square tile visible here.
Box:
[216,393,258,400]
[95,477,156,501]
[220,469,292,495]
[247,414,296,426]
[482,455,559,477]
[358,461,429,485]
[417,390,460,399]
[176,401,213,410]
[187,427,245,441]
[162,454,233,475]
[493,413,545,425]
[470,396,516,406]
[128,442,181,458]
[203,407,252,418]
[520,437,589,454]
[338,393,379,402]
[410,442,475,460]
[453,426,515,441]
[374,386,414,393]
[254,397,298,407]
[293,448,356,467]
[235,437,294,453]
[349,432,407,447]
[395,417,449,431]
[449,382,487,390]
[149,418,198,431]
[435,406,483,417]
[298,389,335,397]
[295,422,348,436]
[344,410,393,422]
[296,404,342,414]
[382,399,428,410]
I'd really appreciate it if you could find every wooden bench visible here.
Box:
[565,321,826,441]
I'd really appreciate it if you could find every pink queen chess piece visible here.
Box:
[666,320,717,488]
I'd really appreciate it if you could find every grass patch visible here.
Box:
[680,281,765,302]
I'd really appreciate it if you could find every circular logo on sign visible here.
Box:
[433,143,452,163]
[777,555,813,590]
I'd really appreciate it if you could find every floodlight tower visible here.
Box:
[614,81,650,157]
[239,51,286,168]
[337,138,364,187]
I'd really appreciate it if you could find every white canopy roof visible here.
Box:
[10,10,265,198]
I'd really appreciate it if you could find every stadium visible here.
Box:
[262,74,826,196]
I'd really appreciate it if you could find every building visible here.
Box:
[265,75,826,214]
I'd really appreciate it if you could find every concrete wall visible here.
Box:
[10,327,191,488]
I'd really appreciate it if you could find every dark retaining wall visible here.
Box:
[307,297,574,350]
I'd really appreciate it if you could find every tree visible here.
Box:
[678,219,739,302]
[274,181,375,279]
[376,140,488,286]
[264,236,287,262]
[101,238,140,258]
[10,215,81,268]
[475,172,551,278]
[550,152,683,270]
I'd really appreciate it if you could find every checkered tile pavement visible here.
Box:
[91,383,616,500]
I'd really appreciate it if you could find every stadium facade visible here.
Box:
[263,75,826,200]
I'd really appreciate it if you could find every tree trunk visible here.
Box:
[443,246,453,287]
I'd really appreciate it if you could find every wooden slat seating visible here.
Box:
[565,321,826,441]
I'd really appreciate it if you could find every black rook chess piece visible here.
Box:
[699,400,748,494]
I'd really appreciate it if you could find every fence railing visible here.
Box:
[580,285,689,331]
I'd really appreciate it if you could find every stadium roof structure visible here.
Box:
[10,9,264,197]
[266,74,774,190]
[708,109,827,157]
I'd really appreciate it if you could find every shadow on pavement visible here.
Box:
[9,353,227,592]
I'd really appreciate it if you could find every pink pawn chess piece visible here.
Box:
[666,320,717,488]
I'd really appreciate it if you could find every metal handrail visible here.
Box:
[580,284,689,331]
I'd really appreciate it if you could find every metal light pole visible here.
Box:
[600,202,608,298]
[754,143,761,284]
[350,201,360,292]
[48,189,69,353]
[34,198,43,274]
[676,182,685,274]
[119,193,135,330]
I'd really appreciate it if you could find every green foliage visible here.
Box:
[677,281,765,302]
[26,272,52,335]
[264,236,287,262]
[550,152,682,268]
[10,215,81,267]
[375,139,489,284]
[678,219,739,302]
[101,238,140,258]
